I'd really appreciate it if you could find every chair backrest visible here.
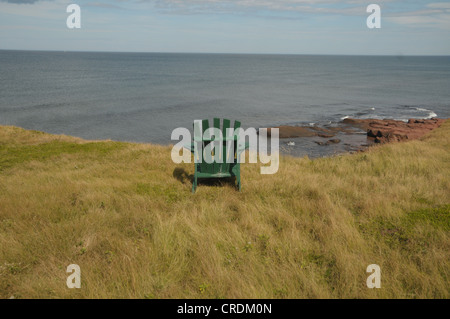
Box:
[194,118,241,174]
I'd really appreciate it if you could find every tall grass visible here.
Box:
[0,122,448,299]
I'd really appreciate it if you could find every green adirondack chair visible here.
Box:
[185,118,249,193]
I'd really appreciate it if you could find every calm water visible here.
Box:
[1,50,449,155]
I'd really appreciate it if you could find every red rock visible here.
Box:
[265,118,447,148]
[343,118,446,144]
[318,133,335,138]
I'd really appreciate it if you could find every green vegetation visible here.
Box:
[0,122,448,298]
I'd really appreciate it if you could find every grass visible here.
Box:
[0,122,449,299]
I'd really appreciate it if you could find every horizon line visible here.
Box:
[1,48,449,57]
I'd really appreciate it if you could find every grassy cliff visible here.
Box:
[0,122,449,298]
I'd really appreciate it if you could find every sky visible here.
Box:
[0,0,449,55]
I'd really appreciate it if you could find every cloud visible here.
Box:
[0,0,41,3]
[427,2,450,9]
[2,0,450,30]
[84,2,125,10]
[147,0,380,15]
[382,3,450,29]
[0,0,68,19]
[387,13,450,29]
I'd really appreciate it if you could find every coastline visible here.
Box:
[1,117,446,160]
[269,117,447,158]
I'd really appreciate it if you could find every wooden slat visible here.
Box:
[222,119,231,174]
[213,118,221,173]
[193,120,203,164]
[233,120,241,162]
[201,119,210,174]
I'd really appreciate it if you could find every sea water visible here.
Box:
[1,50,449,156]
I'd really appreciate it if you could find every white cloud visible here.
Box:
[140,0,395,16]
[387,13,450,29]
[427,2,450,9]
[0,0,69,19]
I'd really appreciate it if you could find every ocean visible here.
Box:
[1,50,449,156]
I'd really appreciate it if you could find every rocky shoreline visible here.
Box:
[266,117,447,157]
[341,118,446,144]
